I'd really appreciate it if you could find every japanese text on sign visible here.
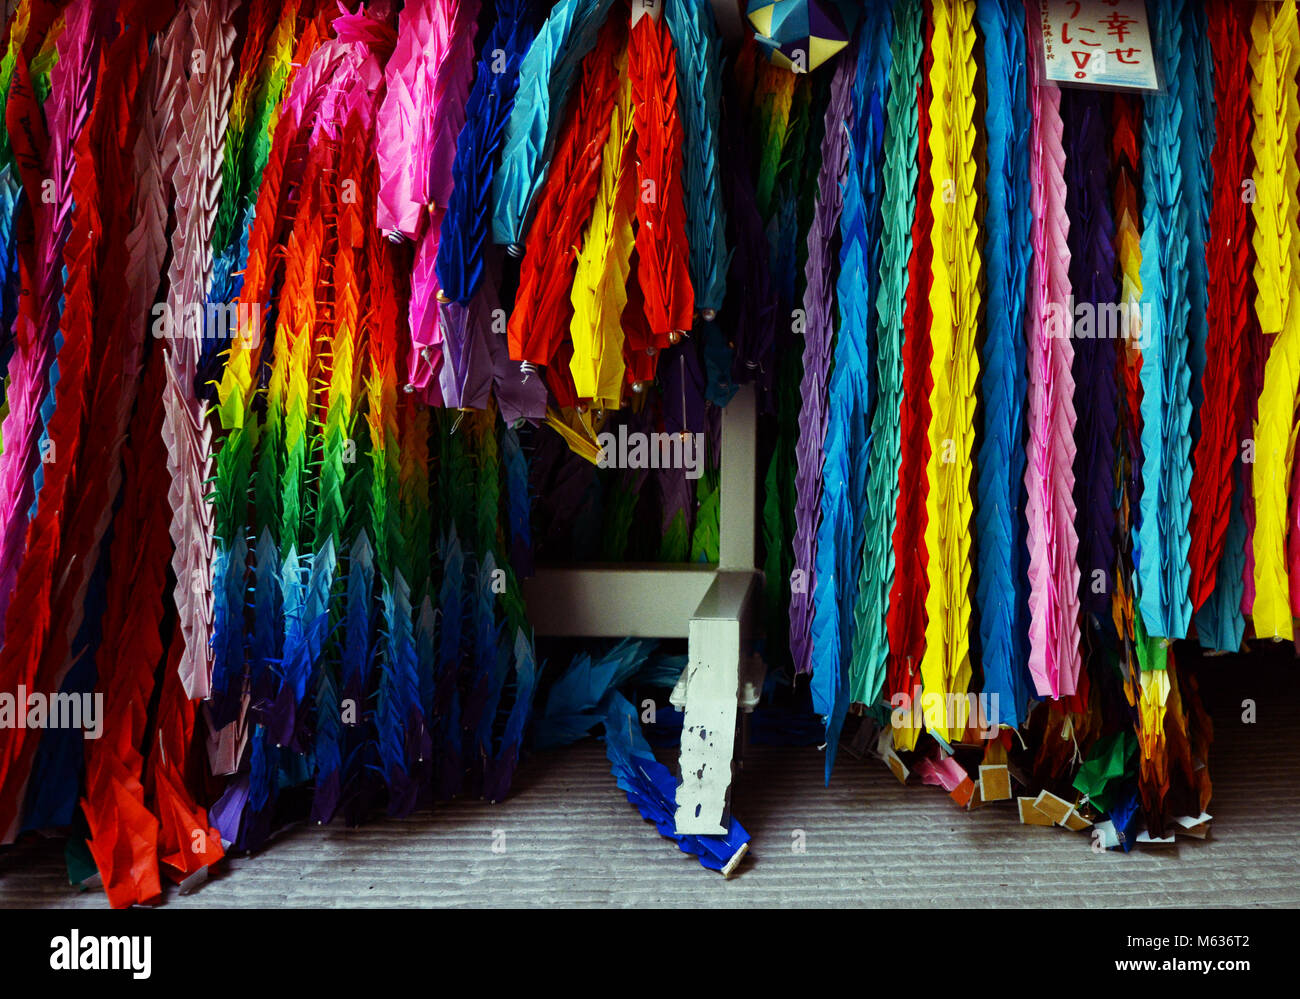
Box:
[1039,0,1158,91]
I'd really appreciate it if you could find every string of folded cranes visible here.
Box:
[0,0,1292,905]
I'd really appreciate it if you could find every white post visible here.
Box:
[521,384,763,852]
[673,384,761,835]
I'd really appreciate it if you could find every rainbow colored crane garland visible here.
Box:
[0,0,1290,906]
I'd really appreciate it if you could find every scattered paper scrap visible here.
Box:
[885,749,910,785]
[1018,797,1058,826]
[980,764,1013,802]
[950,777,977,809]
[1032,790,1075,825]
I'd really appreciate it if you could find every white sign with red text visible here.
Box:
[1039,0,1159,91]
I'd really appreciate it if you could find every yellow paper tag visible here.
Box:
[1018,797,1056,826]
[978,764,1012,801]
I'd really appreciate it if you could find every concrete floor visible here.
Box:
[2,662,1297,908]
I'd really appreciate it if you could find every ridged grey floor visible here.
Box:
[1,682,1297,908]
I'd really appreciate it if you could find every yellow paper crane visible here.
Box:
[569,69,637,412]
[1248,0,1300,640]
[920,0,980,744]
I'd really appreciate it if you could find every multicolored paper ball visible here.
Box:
[746,0,852,72]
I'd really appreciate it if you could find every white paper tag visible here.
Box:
[1038,0,1159,91]
[1093,819,1120,849]
[631,0,661,26]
